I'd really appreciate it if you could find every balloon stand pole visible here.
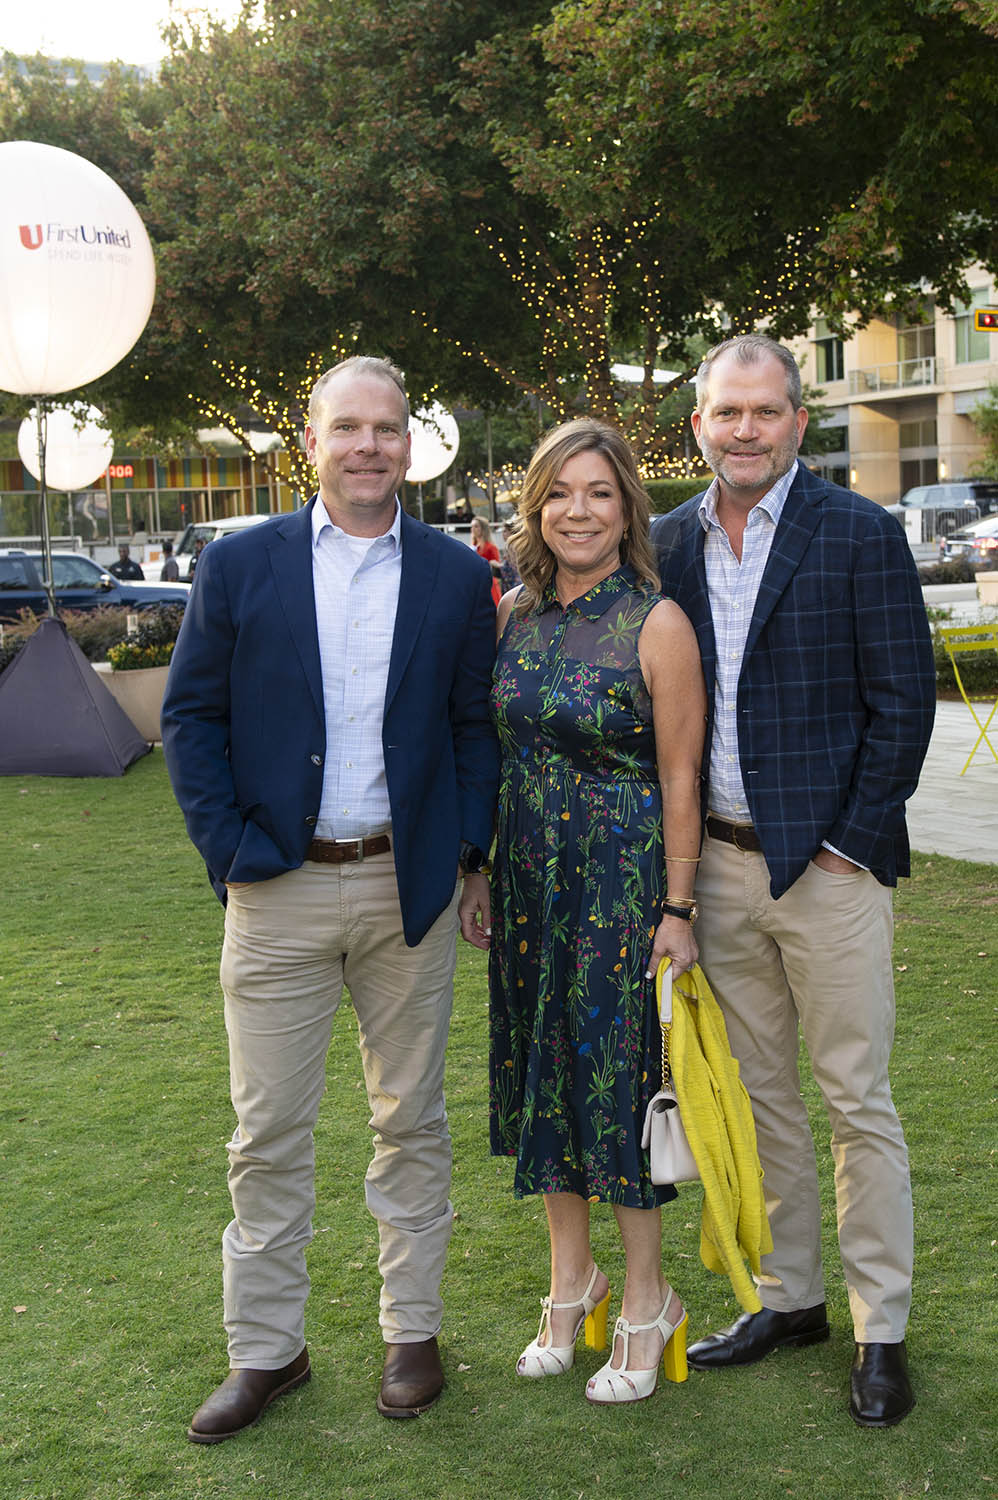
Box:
[34,400,56,618]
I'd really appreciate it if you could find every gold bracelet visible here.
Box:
[665,854,701,863]
[664,895,696,907]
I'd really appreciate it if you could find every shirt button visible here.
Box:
[351,666,358,675]
[346,760,353,768]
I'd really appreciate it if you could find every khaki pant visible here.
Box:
[218,853,460,1368]
[696,829,913,1342]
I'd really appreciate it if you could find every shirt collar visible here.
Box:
[697,459,799,534]
[311,495,403,551]
[538,563,641,620]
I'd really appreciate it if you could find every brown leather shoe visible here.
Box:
[187,1348,310,1444]
[376,1337,444,1419]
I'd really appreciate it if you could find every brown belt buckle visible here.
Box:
[731,823,755,852]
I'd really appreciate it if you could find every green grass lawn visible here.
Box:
[1,752,995,1500]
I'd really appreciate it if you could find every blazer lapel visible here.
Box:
[743,469,824,661]
[385,510,441,710]
[267,499,323,718]
[676,510,717,692]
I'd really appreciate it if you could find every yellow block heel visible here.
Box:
[517,1265,610,1378]
[584,1287,611,1351]
[585,1290,687,1403]
[662,1311,688,1383]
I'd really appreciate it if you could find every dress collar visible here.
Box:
[539,564,640,619]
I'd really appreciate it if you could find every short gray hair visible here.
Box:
[695,334,803,411]
[308,355,409,428]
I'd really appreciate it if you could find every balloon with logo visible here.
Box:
[407,404,460,483]
[17,404,115,491]
[0,140,156,395]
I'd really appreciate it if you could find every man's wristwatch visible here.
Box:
[459,841,491,876]
[661,899,699,924]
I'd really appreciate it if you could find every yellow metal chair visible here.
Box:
[937,624,998,774]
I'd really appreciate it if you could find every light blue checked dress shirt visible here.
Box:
[699,462,797,822]
[311,498,402,840]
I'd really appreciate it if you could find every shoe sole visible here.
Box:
[187,1365,311,1444]
[688,1323,830,1371]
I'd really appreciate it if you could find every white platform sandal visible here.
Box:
[585,1288,688,1402]
[516,1264,611,1377]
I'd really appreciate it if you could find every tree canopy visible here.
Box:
[4,0,998,467]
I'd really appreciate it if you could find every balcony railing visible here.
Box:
[848,356,940,395]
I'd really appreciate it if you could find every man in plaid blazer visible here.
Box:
[652,334,935,1428]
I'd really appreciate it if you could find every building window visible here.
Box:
[954,288,992,364]
[813,318,845,383]
[896,306,936,365]
[899,418,937,450]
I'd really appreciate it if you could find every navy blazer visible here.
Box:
[161,499,500,946]
[652,465,936,896]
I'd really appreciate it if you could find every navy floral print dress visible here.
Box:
[489,566,677,1209]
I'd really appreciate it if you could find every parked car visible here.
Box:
[899,479,998,516]
[174,514,271,579]
[939,515,998,562]
[0,549,191,622]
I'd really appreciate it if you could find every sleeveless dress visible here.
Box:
[488,566,677,1209]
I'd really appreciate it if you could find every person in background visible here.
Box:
[471,515,502,606]
[109,543,144,581]
[160,540,180,581]
[484,417,705,1405]
[652,333,935,1428]
[498,520,521,596]
[162,354,499,1440]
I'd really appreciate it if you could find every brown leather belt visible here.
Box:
[706,815,763,853]
[306,833,391,864]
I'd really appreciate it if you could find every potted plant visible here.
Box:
[95,606,184,742]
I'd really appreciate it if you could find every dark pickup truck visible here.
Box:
[0,549,191,623]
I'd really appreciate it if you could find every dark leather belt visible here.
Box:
[306,833,391,864]
[706,815,763,853]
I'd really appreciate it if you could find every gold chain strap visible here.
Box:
[660,1018,674,1091]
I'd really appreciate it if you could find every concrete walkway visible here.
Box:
[907,699,998,864]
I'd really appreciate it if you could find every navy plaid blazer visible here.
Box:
[651,464,936,897]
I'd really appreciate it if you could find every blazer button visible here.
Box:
[310,754,322,766]
[305,815,317,827]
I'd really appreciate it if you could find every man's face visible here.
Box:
[692,351,808,510]
[304,371,410,533]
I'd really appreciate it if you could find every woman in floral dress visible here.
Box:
[487,418,705,1403]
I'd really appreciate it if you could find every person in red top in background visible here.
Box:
[471,515,502,606]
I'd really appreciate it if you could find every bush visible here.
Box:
[106,605,185,671]
[933,623,998,696]
[644,477,707,514]
[0,604,185,678]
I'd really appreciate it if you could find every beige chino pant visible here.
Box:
[695,829,913,1343]
[218,853,460,1368]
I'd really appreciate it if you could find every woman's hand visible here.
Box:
[646,914,698,980]
[458,871,492,949]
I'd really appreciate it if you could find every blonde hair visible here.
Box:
[509,418,660,611]
[308,355,409,429]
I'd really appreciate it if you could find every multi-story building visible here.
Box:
[792,267,998,507]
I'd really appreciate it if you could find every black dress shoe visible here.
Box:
[187,1348,310,1443]
[687,1304,830,1370]
[850,1341,915,1427]
[377,1337,444,1418]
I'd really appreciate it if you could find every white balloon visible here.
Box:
[0,140,156,395]
[407,403,460,483]
[18,404,115,491]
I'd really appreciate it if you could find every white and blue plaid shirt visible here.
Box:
[699,462,798,821]
[311,497,402,839]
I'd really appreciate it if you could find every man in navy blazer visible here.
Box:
[652,335,935,1428]
[162,356,498,1439]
